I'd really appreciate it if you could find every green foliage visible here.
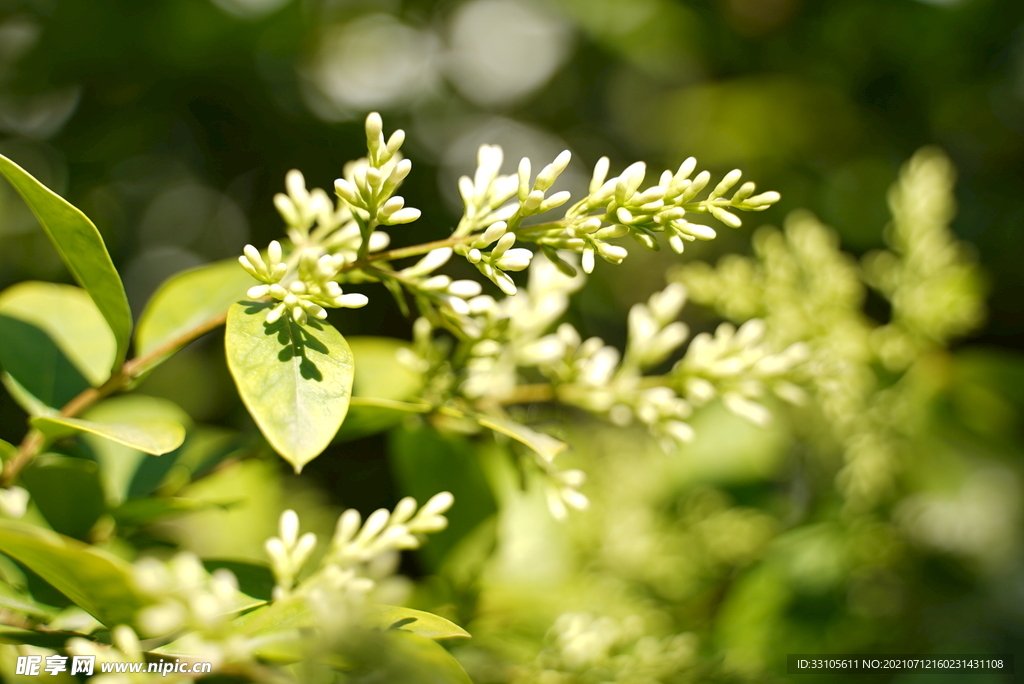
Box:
[225,301,354,472]
[0,38,1015,682]
[0,153,132,371]
[0,520,148,627]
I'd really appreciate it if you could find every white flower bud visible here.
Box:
[582,248,595,274]
[467,248,482,263]
[710,206,742,228]
[665,420,696,444]
[492,232,516,257]
[710,169,742,199]
[480,221,508,246]
[590,156,610,193]
[421,275,452,291]
[496,247,533,272]
[421,491,455,517]
[448,279,483,298]
[386,207,421,225]
[336,293,369,308]
[722,392,772,427]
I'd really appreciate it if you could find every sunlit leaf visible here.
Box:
[79,395,192,505]
[346,632,473,684]
[21,454,105,540]
[365,605,470,639]
[0,282,116,387]
[225,302,354,472]
[135,259,254,364]
[473,413,567,463]
[0,153,132,369]
[0,519,148,626]
[32,414,186,456]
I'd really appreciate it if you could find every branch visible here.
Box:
[2,311,229,486]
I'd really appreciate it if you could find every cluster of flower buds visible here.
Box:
[274,169,392,260]
[457,144,520,232]
[456,220,534,295]
[265,509,318,600]
[397,247,490,324]
[333,113,419,228]
[328,492,454,568]
[132,553,245,637]
[674,319,809,427]
[544,467,590,521]
[239,240,368,325]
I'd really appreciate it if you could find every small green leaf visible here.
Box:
[32,415,186,456]
[0,282,117,387]
[0,153,132,369]
[79,395,192,505]
[111,497,236,527]
[135,259,255,364]
[474,413,567,463]
[0,519,148,626]
[0,438,14,462]
[225,302,354,472]
[21,455,105,540]
[365,605,471,639]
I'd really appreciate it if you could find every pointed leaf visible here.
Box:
[135,258,255,364]
[80,395,192,505]
[31,415,185,456]
[0,153,131,369]
[364,605,471,639]
[0,519,148,626]
[473,413,567,463]
[225,302,354,472]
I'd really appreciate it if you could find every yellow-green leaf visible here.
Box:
[365,604,471,639]
[31,415,185,456]
[0,519,148,626]
[225,302,354,473]
[0,153,131,369]
[0,282,116,387]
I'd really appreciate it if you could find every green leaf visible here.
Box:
[0,519,148,626]
[135,258,255,365]
[0,579,58,619]
[364,604,471,639]
[335,336,426,442]
[346,632,473,684]
[0,438,14,463]
[21,455,105,540]
[111,497,236,527]
[0,153,132,369]
[0,282,117,387]
[0,313,90,414]
[78,395,192,505]
[32,414,186,456]
[225,302,354,473]
[474,413,567,463]
[0,625,84,648]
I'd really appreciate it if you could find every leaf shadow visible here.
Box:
[256,309,326,382]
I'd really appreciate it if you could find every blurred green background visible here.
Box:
[0,0,1022,681]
